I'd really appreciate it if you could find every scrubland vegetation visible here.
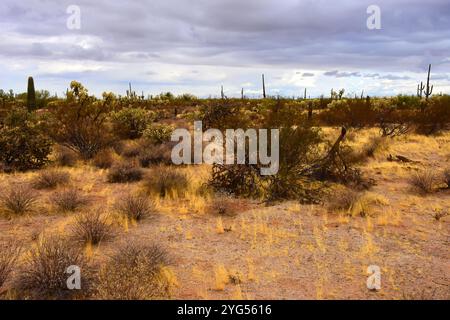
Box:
[0,80,449,300]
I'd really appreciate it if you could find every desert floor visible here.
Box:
[0,129,449,299]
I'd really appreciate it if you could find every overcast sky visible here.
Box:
[1,0,449,97]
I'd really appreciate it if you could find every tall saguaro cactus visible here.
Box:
[262,74,266,98]
[425,64,433,100]
[27,76,36,112]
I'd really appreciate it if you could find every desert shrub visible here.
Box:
[54,146,78,167]
[0,242,22,288]
[16,236,89,299]
[111,108,155,139]
[51,188,89,212]
[319,98,377,128]
[32,169,70,190]
[138,143,173,167]
[48,82,115,159]
[72,210,113,245]
[415,95,450,134]
[409,170,438,194]
[327,187,361,212]
[107,161,143,183]
[92,148,115,169]
[208,196,238,217]
[116,194,156,221]
[95,242,173,299]
[144,166,189,197]
[0,185,38,216]
[0,107,52,171]
[142,123,174,144]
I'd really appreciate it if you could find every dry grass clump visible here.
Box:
[92,148,115,169]
[32,169,70,189]
[0,184,38,216]
[144,166,189,197]
[54,146,78,167]
[72,210,113,245]
[95,242,174,299]
[0,242,22,288]
[116,194,156,221]
[51,188,89,212]
[408,170,438,194]
[107,161,143,183]
[208,196,239,217]
[327,187,361,213]
[120,141,141,158]
[16,236,89,299]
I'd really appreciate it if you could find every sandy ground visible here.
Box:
[0,130,449,300]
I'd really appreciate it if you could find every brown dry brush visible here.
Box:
[0,242,22,288]
[51,188,89,212]
[72,210,113,245]
[0,184,38,216]
[32,169,70,190]
[16,236,91,299]
[144,166,189,197]
[116,194,156,221]
[95,242,172,300]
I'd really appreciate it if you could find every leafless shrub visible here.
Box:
[116,194,156,221]
[409,170,438,194]
[0,242,22,288]
[144,166,189,197]
[327,187,361,212]
[107,161,143,183]
[92,148,115,169]
[432,209,449,222]
[0,184,38,216]
[72,210,113,245]
[16,236,89,299]
[95,242,173,299]
[51,188,89,212]
[32,169,70,190]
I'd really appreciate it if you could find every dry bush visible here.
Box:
[32,169,70,190]
[54,146,78,167]
[327,187,361,213]
[51,188,89,212]
[138,143,173,167]
[92,148,115,169]
[116,194,156,221]
[0,242,22,288]
[16,236,89,299]
[208,196,239,217]
[95,242,173,299]
[107,161,143,183]
[144,166,189,197]
[0,184,38,216]
[72,210,113,245]
[409,170,438,194]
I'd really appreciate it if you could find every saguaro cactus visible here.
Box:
[425,64,433,100]
[241,88,244,100]
[221,85,225,99]
[27,76,36,111]
[417,82,425,98]
[262,74,266,98]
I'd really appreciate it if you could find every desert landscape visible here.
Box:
[0,80,449,300]
[0,0,449,302]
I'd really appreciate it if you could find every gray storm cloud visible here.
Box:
[0,0,449,96]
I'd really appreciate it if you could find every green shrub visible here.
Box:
[142,123,174,145]
[111,108,155,139]
[0,107,52,171]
